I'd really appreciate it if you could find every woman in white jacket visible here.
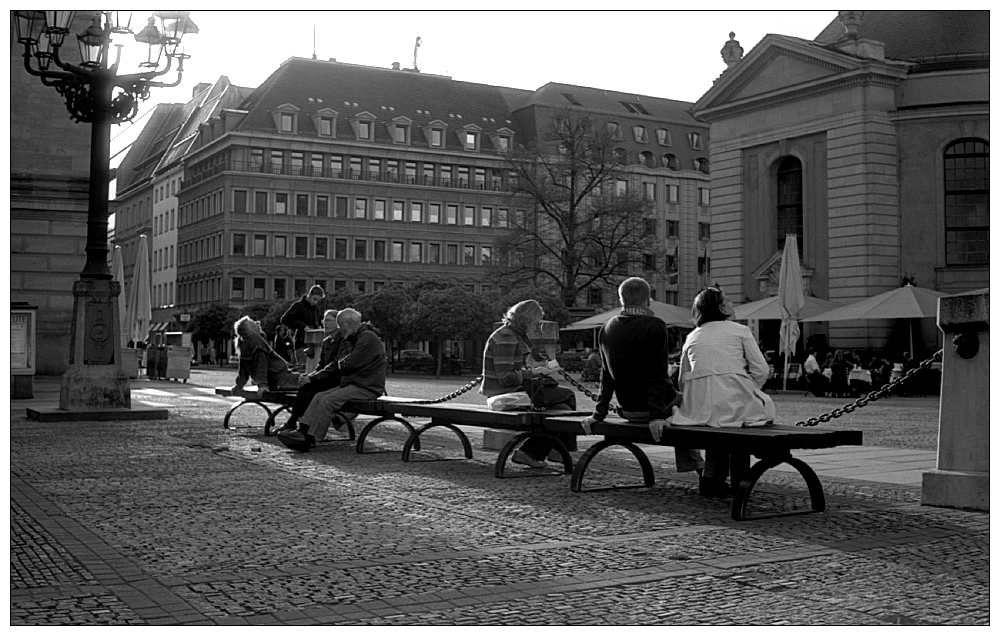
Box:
[659,287,775,495]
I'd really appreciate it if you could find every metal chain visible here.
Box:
[400,374,484,405]
[557,369,621,414]
[794,349,943,427]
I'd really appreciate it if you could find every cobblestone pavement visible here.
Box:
[10,378,989,625]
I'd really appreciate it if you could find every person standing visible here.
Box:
[654,287,775,497]
[580,278,705,481]
[280,285,324,367]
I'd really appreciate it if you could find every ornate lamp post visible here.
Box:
[14,10,197,413]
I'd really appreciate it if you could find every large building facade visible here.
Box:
[693,11,989,357]
[118,57,711,321]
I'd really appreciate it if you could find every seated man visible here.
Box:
[277,309,343,433]
[282,308,386,452]
[581,277,704,477]
[803,348,828,397]
[231,316,300,396]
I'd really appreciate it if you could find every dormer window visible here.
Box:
[607,122,623,140]
[311,108,339,138]
[632,125,647,143]
[664,154,679,170]
[422,120,448,148]
[488,127,515,154]
[656,129,671,146]
[270,103,300,134]
[458,124,482,151]
[387,116,412,145]
[350,112,377,141]
[688,132,703,150]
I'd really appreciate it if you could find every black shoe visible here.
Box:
[277,430,311,453]
[276,418,297,432]
[699,477,732,497]
[297,422,310,435]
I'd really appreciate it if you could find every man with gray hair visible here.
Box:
[582,277,706,479]
[282,308,386,452]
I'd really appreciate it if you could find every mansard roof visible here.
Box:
[814,10,990,63]
[519,82,702,126]
[115,102,186,195]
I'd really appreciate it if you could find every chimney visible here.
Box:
[391,62,400,70]
[833,10,884,60]
[720,32,744,68]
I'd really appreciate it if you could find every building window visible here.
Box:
[253,278,266,300]
[607,122,623,140]
[254,192,268,214]
[231,277,245,300]
[481,207,492,227]
[374,199,386,220]
[374,240,386,261]
[296,194,309,216]
[481,246,492,266]
[294,237,308,258]
[463,206,475,226]
[695,157,710,174]
[776,156,803,250]
[294,279,307,297]
[632,125,648,143]
[422,163,435,185]
[410,202,423,223]
[458,166,469,187]
[699,188,711,206]
[495,136,509,152]
[688,132,703,150]
[666,184,679,203]
[335,238,347,260]
[464,131,478,150]
[446,205,458,225]
[354,281,366,294]
[280,113,293,133]
[316,195,329,218]
[350,157,363,179]
[405,162,417,184]
[275,193,288,215]
[644,218,657,236]
[615,179,628,196]
[315,237,328,258]
[643,253,656,271]
[667,220,679,238]
[253,234,267,256]
[392,201,404,222]
[428,243,441,264]
[273,279,286,299]
[428,203,441,224]
[643,182,655,200]
[640,151,656,169]
[391,241,404,262]
[336,197,348,218]
[588,287,603,305]
[275,236,287,257]
[409,242,423,263]
[430,128,443,147]
[233,190,248,214]
[354,239,367,261]
[463,245,475,266]
[944,138,989,265]
[446,244,458,265]
[232,233,246,256]
[358,120,372,140]
[621,101,651,115]
[497,208,509,228]
[290,152,304,176]
[699,222,711,240]
[355,198,368,219]
[330,154,343,177]
[656,129,671,146]
[270,150,284,173]
[318,117,333,136]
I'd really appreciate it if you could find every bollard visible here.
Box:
[922,289,989,511]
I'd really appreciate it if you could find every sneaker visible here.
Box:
[512,449,547,469]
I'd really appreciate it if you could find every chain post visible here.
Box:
[794,349,943,426]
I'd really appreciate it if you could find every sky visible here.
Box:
[108,9,840,169]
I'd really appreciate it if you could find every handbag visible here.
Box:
[486,392,532,411]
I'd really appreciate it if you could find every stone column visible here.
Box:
[922,290,989,511]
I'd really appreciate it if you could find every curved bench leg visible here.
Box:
[223,400,273,431]
[731,453,826,521]
[495,432,573,478]
[264,405,291,437]
[570,439,655,492]
[355,416,420,454]
[330,412,357,442]
[401,421,472,462]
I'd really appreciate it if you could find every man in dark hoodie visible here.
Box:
[280,285,324,365]
[292,308,386,451]
[581,277,705,477]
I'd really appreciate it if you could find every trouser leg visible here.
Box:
[674,447,705,473]
[303,385,377,441]
[703,449,730,480]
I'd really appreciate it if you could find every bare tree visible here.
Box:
[493,108,661,308]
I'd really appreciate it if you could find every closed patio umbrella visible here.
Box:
[777,235,805,390]
[125,235,152,347]
[111,245,128,349]
[802,284,948,355]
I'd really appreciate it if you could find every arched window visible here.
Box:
[944,139,989,265]
[663,153,678,170]
[776,156,803,250]
[613,148,629,165]
[640,151,655,168]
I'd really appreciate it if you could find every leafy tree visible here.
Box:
[354,284,414,360]
[259,299,295,338]
[187,303,240,347]
[492,285,571,327]
[494,107,660,308]
[406,278,452,301]
[408,287,493,376]
[322,288,359,312]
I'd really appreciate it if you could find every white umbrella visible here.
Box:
[733,295,842,321]
[110,245,128,349]
[777,235,805,390]
[561,300,692,331]
[802,284,948,355]
[125,235,152,346]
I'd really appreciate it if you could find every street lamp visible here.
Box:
[14,10,197,413]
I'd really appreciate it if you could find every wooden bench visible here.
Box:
[543,416,863,521]
[215,387,363,441]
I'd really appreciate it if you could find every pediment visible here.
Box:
[751,250,814,298]
[694,34,860,114]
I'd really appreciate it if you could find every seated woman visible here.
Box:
[656,287,775,496]
[231,316,301,397]
[480,299,575,468]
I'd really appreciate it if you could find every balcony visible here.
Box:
[181,160,517,192]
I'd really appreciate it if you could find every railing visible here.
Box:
[181,160,518,192]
